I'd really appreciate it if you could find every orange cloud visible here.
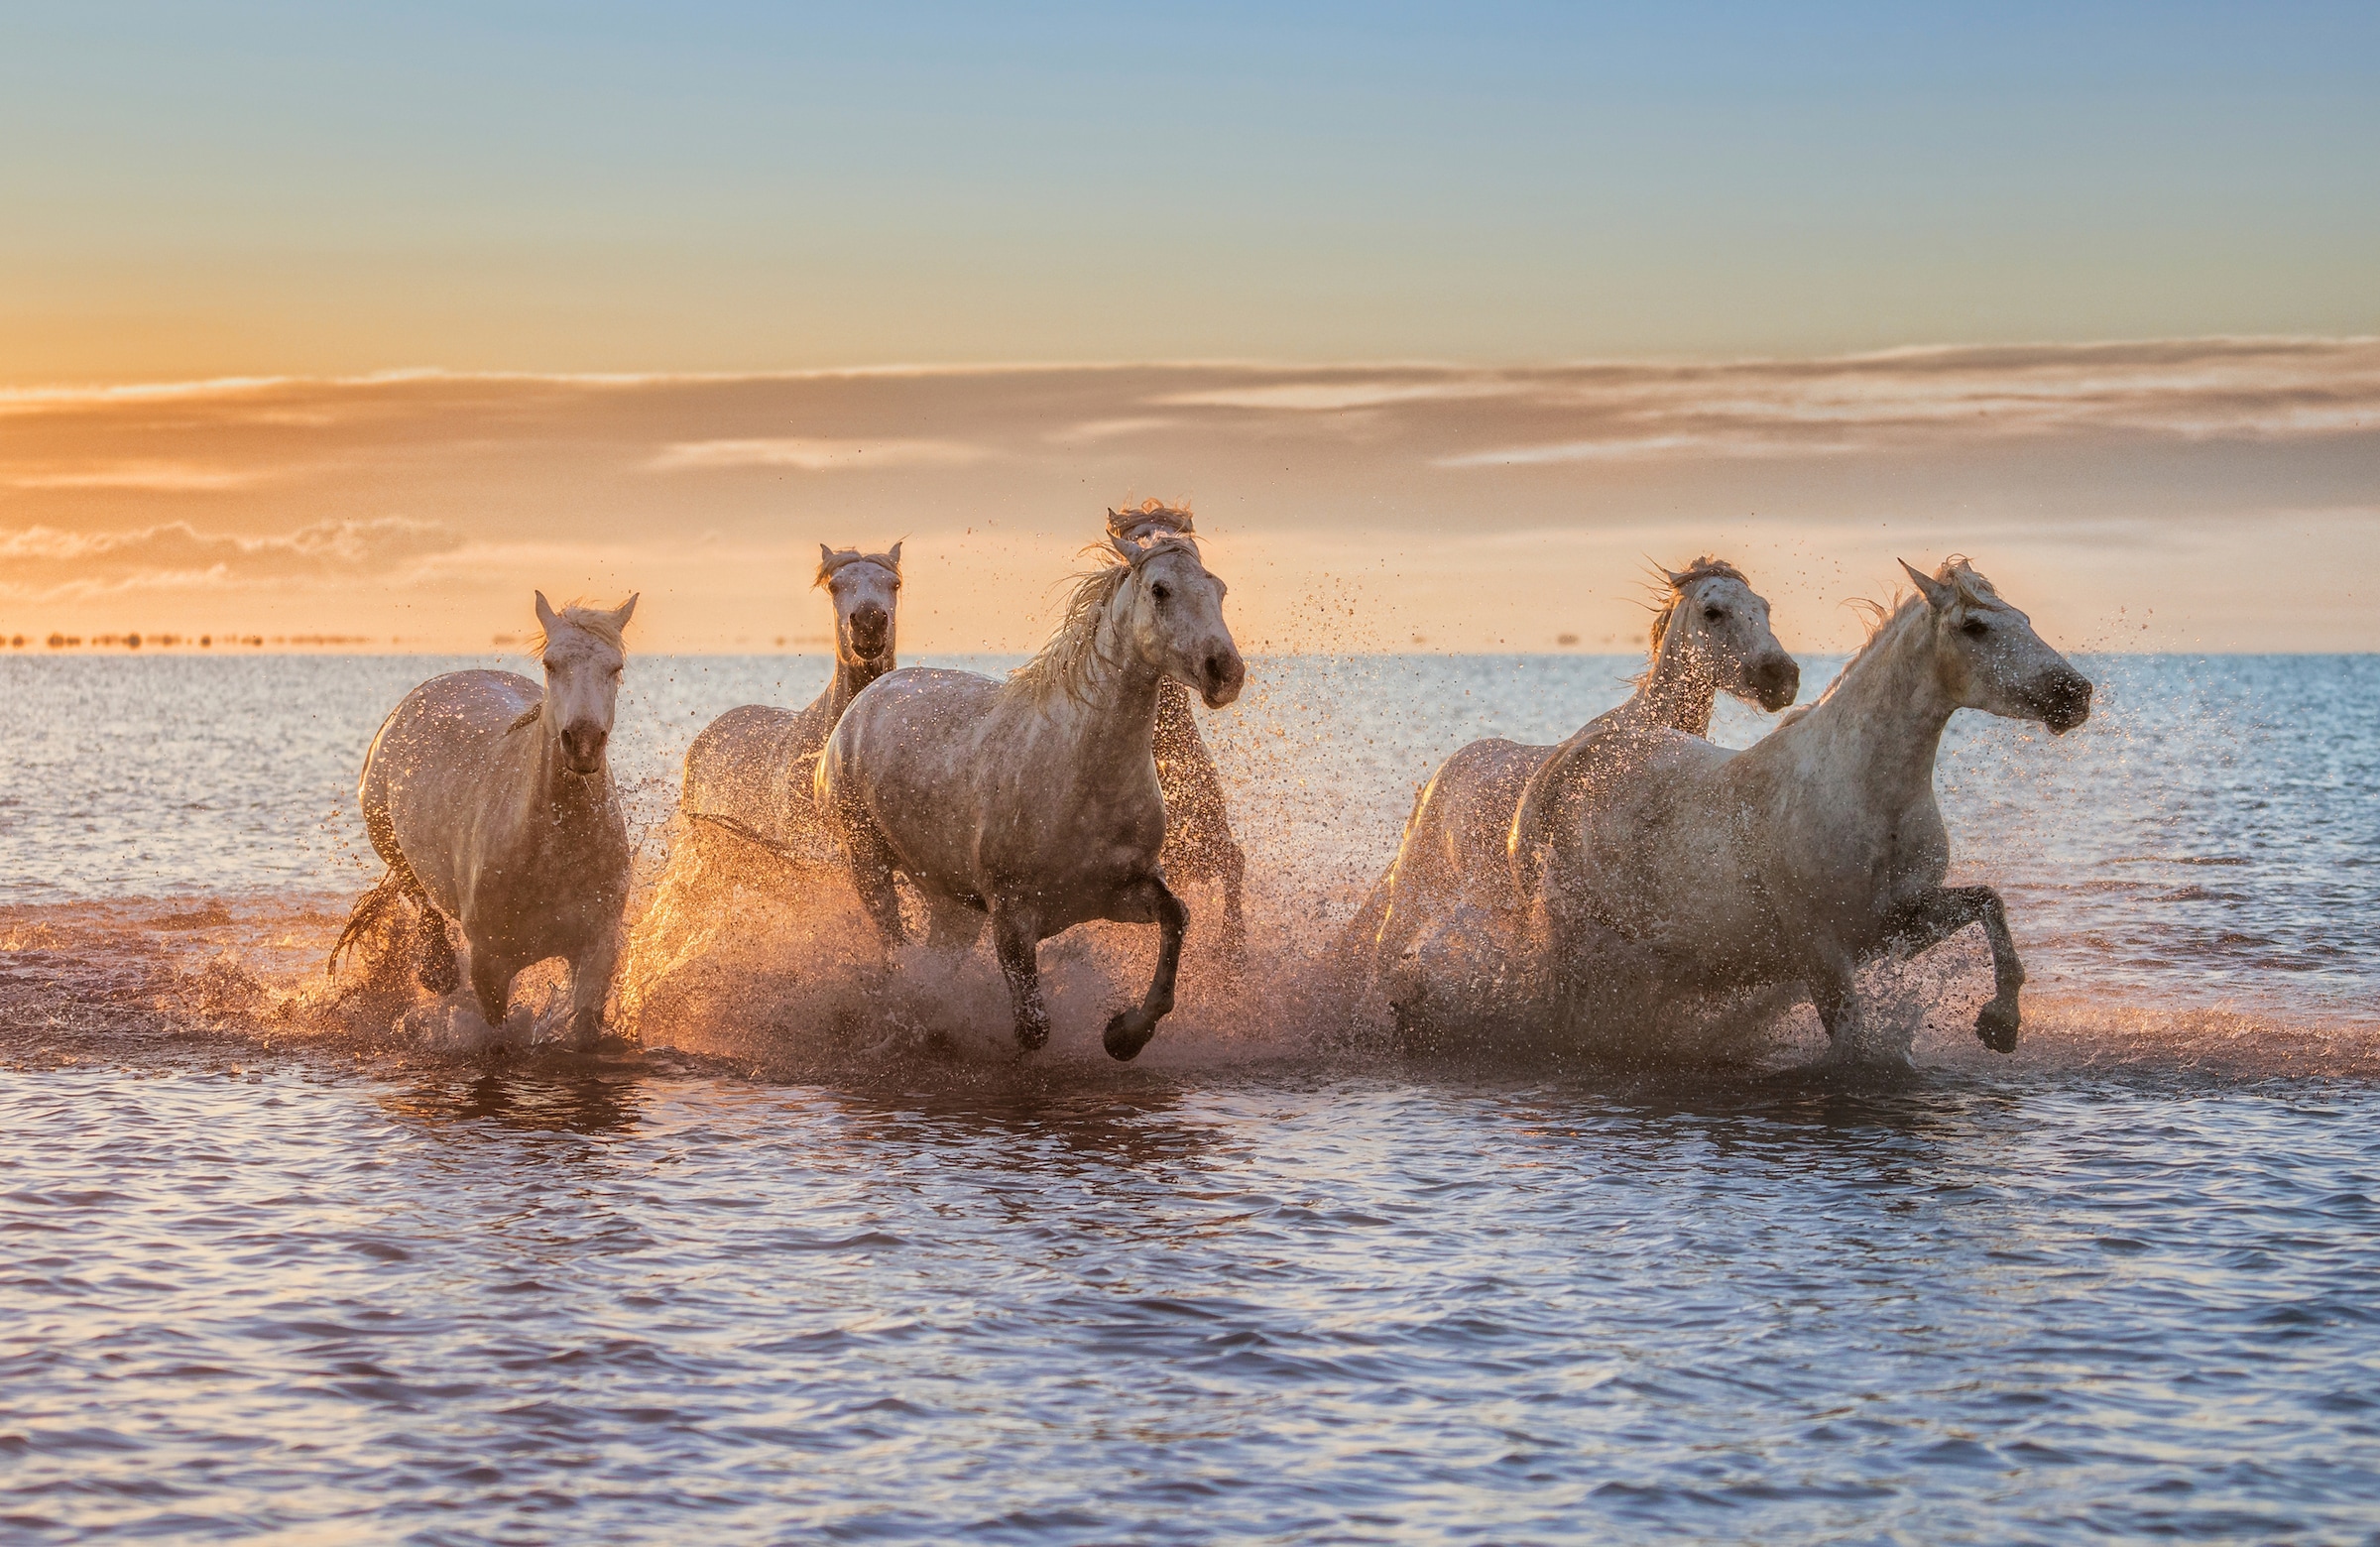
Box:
[3,338,2376,651]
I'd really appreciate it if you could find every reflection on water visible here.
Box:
[383,1069,648,1135]
[6,1056,2379,1543]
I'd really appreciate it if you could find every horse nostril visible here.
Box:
[2043,671,2093,732]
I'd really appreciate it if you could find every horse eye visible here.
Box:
[1151,583,1172,603]
[1961,618,1989,638]
[1703,606,1725,622]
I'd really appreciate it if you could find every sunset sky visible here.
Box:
[4,3,2375,651]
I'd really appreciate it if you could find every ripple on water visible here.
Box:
[3,1052,2380,1543]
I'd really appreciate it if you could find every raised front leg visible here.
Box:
[567,925,621,1053]
[1103,876,1189,1062]
[1887,885,2026,1052]
[988,903,1050,1053]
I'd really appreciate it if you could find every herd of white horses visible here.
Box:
[332,501,2094,1068]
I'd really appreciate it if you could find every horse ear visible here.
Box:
[1900,559,1954,611]
[887,540,901,569]
[535,591,559,632]
[819,543,835,568]
[609,593,639,632]
[1663,566,1691,590]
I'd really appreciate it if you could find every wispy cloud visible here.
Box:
[6,461,265,492]
[0,519,466,598]
[6,337,2378,648]
[645,437,992,473]
[1154,380,1514,413]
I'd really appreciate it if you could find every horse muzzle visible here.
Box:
[849,605,892,661]
[2036,669,2093,735]
[1198,648,1246,709]
[1751,654,1801,713]
[559,724,610,774]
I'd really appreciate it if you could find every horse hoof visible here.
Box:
[1103,1011,1158,1062]
[1975,1002,2020,1053]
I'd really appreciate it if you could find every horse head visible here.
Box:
[1656,559,1800,712]
[1110,532,1244,710]
[816,542,901,669]
[1899,558,2092,734]
[533,590,637,775]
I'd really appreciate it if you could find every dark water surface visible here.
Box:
[4,653,2378,1542]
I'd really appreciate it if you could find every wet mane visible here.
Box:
[529,602,629,655]
[1007,535,1202,705]
[815,546,902,589]
[1644,556,1749,654]
[1106,499,1195,542]
[1807,557,1995,710]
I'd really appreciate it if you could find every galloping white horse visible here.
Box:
[680,543,901,864]
[1525,558,2090,1063]
[333,592,638,1050]
[1106,503,1248,962]
[1350,558,1799,1040]
[817,529,1245,1060]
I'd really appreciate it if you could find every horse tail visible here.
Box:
[328,862,413,977]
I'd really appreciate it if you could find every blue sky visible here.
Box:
[5,3,2375,376]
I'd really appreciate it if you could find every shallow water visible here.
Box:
[3,652,2378,1542]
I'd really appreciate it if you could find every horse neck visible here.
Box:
[818,646,891,720]
[511,717,612,828]
[1058,605,1165,770]
[1633,623,1719,734]
[1789,609,1954,809]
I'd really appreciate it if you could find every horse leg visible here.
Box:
[1216,837,1248,969]
[1802,949,1871,1063]
[416,898,459,994]
[1102,876,1189,1063]
[924,894,986,954]
[988,904,1049,1053]
[467,949,516,1043]
[567,926,621,1054]
[1887,886,2025,1052]
[838,807,906,961]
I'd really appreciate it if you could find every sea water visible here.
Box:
[2,652,2376,1543]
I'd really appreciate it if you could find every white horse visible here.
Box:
[1348,558,1799,1041]
[1524,558,2091,1064]
[817,530,1245,1060]
[1106,503,1248,962]
[333,592,638,1050]
[679,543,901,864]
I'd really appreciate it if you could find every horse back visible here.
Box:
[818,666,1005,883]
[360,669,546,918]
[682,701,827,847]
[823,665,1168,920]
[1371,737,1551,975]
